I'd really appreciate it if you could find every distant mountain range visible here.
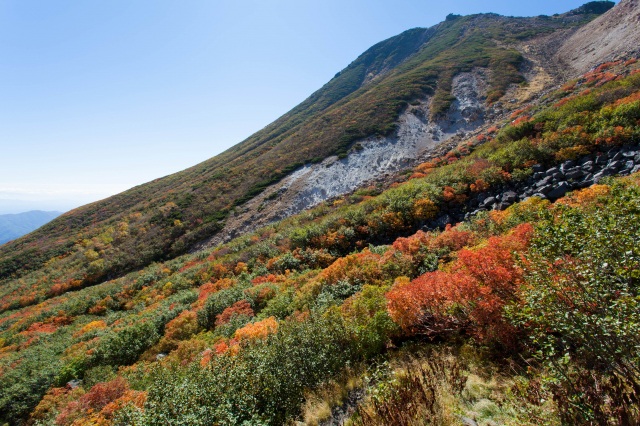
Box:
[0,210,61,245]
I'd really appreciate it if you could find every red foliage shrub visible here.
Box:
[197,282,218,301]
[466,158,492,178]
[386,224,533,346]
[392,231,430,257]
[511,115,530,126]
[510,108,526,119]
[429,224,474,252]
[56,377,128,425]
[215,300,254,327]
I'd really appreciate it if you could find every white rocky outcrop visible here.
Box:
[204,70,489,247]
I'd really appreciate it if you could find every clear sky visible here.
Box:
[0,0,614,213]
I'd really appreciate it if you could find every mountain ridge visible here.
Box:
[0,210,61,246]
[0,7,609,288]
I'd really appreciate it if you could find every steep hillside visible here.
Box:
[0,211,61,246]
[1,58,638,424]
[0,6,609,295]
[556,0,640,76]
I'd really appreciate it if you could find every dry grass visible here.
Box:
[336,345,563,426]
[298,365,366,426]
[348,350,466,426]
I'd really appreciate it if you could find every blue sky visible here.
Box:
[0,1,614,213]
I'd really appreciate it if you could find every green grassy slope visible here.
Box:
[0,6,609,312]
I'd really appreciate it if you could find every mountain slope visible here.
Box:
[0,211,61,246]
[0,56,638,424]
[2,1,640,423]
[0,7,608,294]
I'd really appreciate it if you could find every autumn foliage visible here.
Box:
[386,224,533,346]
[235,316,279,341]
[215,300,254,327]
[55,377,145,425]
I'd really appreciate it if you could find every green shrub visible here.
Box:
[509,181,640,423]
[129,311,371,425]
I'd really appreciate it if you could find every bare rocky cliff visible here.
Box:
[202,70,494,247]
[556,0,640,76]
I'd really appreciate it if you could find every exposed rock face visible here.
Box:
[556,0,640,76]
[456,144,640,224]
[202,70,490,248]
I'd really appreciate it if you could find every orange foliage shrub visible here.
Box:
[392,231,430,257]
[100,389,146,419]
[200,347,216,365]
[556,184,611,208]
[317,250,384,286]
[244,284,277,308]
[412,198,438,220]
[442,186,456,202]
[234,262,248,275]
[386,223,533,345]
[251,273,287,285]
[414,160,439,174]
[555,145,591,161]
[30,386,85,423]
[554,95,576,108]
[25,322,58,334]
[470,179,490,193]
[613,91,640,107]
[488,209,509,227]
[595,125,633,145]
[442,186,467,204]
[73,320,107,338]
[193,278,236,309]
[234,316,278,341]
[164,310,198,341]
